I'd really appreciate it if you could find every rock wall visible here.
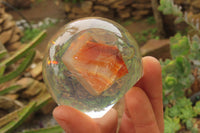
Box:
[0,5,23,51]
[64,0,200,21]
[64,0,153,20]
[174,0,200,14]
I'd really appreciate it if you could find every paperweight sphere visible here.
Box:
[43,17,143,118]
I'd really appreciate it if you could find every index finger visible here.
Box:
[135,56,164,132]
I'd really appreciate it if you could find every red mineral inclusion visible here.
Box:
[62,32,128,95]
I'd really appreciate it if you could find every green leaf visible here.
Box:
[0,42,8,60]
[164,116,181,133]
[0,101,36,133]
[21,29,42,43]
[164,75,177,88]
[194,101,200,115]
[0,50,35,84]
[0,49,7,60]
[170,34,190,58]
[0,85,21,96]
[0,64,6,77]
[0,30,46,67]
[185,119,194,130]
[158,0,182,17]
[18,125,64,133]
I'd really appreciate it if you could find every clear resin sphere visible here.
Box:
[43,17,143,118]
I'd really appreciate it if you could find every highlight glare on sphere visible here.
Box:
[43,17,143,118]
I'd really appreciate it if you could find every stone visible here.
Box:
[191,1,200,14]
[0,18,4,24]
[34,50,43,62]
[62,38,128,95]
[94,5,109,12]
[30,62,42,78]
[132,3,152,9]
[191,0,200,9]
[5,94,19,100]
[81,1,93,14]
[121,0,134,6]
[12,78,35,93]
[91,10,114,18]
[0,96,23,110]
[2,13,13,22]
[3,21,15,30]
[174,0,190,5]
[6,42,21,51]
[8,33,20,44]
[68,12,89,20]
[97,0,117,6]
[72,6,83,14]
[65,3,71,13]
[21,81,43,98]
[140,39,171,59]
[0,7,5,14]
[38,21,43,27]
[191,7,200,14]
[118,9,131,19]
[36,74,43,81]
[111,1,125,10]
[132,10,151,19]
[132,10,150,16]
[32,24,39,29]
[15,26,23,37]
[0,29,12,44]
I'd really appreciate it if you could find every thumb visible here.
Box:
[53,105,101,133]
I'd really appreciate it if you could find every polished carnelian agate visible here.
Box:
[62,32,128,95]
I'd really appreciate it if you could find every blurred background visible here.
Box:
[0,0,200,132]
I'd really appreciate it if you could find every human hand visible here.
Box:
[53,56,164,133]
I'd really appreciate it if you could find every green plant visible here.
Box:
[159,0,200,132]
[164,97,199,131]
[159,0,200,33]
[21,28,42,43]
[122,20,133,26]
[0,102,36,133]
[0,30,46,84]
[18,125,63,133]
[164,116,181,133]
[158,0,182,17]
[133,28,160,44]
[21,18,57,43]
[0,50,35,84]
[146,16,156,25]
[0,29,60,132]
[194,101,200,115]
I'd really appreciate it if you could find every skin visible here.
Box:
[53,56,164,133]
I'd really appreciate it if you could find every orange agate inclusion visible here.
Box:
[62,33,128,95]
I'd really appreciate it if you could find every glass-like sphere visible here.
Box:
[43,17,143,118]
